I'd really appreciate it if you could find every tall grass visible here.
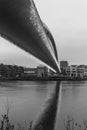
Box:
[64,116,87,130]
[0,112,87,130]
[0,113,32,130]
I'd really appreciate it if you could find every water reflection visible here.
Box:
[0,81,58,124]
[0,81,87,130]
[56,81,87,130]
[32,81,61,130]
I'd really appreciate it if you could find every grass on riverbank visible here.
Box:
[64,116,87,130]
[0,113,87,130]
[0,113,32,130]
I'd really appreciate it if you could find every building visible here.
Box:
[77,65,85,78]
[36,65,48,77]
[60,61,68,75]
[47,69,57,76]
[84,66,87,77]
[70,65,78,77]
[66,65,87,78]
[66,65,77,77]
[24,68,36,76]
[60,61,68,69]
[66,66,71,77]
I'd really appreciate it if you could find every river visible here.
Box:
[0,81,87,130]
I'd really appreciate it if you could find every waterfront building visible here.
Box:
[36,65,48,77]
[77,65,85,78]
[60,61,68,69]
[84,66,87,77]
[60,61,68,75]
[70,65,78,77]
[66,65,78,77]
[66,65,87,78]
[47,69,57,76]
[24,68,36,76]
[66,66,71,77]
[0,64,7,78]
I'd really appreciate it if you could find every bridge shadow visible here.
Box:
[32,81,61,130]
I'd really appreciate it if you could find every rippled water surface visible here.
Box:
[0,81,87,130]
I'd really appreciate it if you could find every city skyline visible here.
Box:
[0,0,87,67]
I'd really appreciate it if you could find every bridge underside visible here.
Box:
[0,0,60,72]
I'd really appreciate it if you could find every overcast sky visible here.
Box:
[0,0,87,67]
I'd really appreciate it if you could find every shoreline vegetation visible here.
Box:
[0,113,33,130]
[0,113,87,130]
[64,116,87,130]
[0,76,87,81]
[0,63,86,82]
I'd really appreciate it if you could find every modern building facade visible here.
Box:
[66,65,87,78]
[36,65,48,77]
[60,61,68,75]
[24,68,36,76]
[66,65,77,77]
[77,65,85,78]
[60,61,68,69]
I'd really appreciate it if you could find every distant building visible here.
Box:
[84,66,87,77]
[24,68,36,76]
[48,69,57,76]
[60,61,68,75]
[60,61,68,69]
[66,65,77,77]
[66,65,87,78]
[66,66,71,77]
[36,65,48,77]
[77,65,85,78]
[70,65,78,77]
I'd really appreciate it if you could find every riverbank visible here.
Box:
[0,76,86,81]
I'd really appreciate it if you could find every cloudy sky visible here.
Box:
[0,0,87,67]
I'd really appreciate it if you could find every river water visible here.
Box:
[0,81,87,130]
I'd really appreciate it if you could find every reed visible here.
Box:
[0,113,32,130]
[64,116,87,130]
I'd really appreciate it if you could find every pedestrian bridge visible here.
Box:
[0,0,60,73]
[0,1,61,130]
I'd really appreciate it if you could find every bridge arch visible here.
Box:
[0,0,60,72]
